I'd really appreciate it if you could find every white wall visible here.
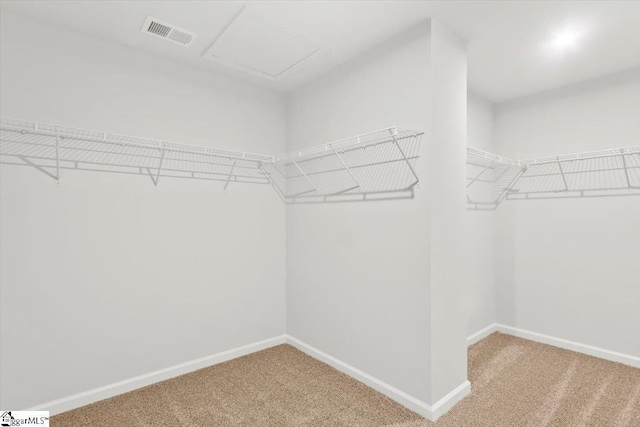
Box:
[428,21,468,404]
[286,22,433,404]
[467,93,495,153]
[465,93,496,337]
[286,20,468,408]
[494,69,640,358]
[0,12,286,409]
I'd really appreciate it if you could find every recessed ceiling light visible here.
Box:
[551,29,581,49]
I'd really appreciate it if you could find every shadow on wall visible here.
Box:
[1,118,424,204]
[467,146,640,210]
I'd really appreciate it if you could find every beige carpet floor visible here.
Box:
[52,332,640,426]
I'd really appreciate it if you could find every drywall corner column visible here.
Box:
[286,21,433,405]
[428,20,468,403]
[286,18,469,415]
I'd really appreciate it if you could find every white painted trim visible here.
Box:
[467,323,498,346]
[28,325,635,419]
[430,380,472,420]
[285,335,470,422]
[494,324,640,368]
[28,335,287,416]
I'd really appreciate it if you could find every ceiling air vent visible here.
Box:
[141,17,197,47]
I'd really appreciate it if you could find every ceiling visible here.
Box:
[2,0,639,102]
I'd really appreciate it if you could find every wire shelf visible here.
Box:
[0,117,274,187]
[262,128,423,201]
[467,146,640,209]
[6,117,634,206]
[1,118,423,202]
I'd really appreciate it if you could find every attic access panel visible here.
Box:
[203,8,321,80]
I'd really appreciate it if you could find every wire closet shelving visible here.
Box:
[0,117,424,202]
[466,145,640,210]
[263,128,423,201]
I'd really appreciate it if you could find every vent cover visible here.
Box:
[141,17,197,47]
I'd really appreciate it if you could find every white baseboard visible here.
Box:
[467,323,498,346]
[33,325,635,419]
[495,324,640,368]
[467,323,639,368]
[285,335,470,422]
[430,380,472,421]
[28,335,287,416]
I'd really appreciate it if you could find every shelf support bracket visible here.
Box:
[272,162,287,179]
[224,160,238,191]
[620,150,631,189]
[389,130,419,187]
[292,159,318,193]
[154,143,166,187]
[557,158,569,191]
[332,146,360,190]
[467,159,496,188]
[257,162,269,184]
[259,162,286,201]
[491,165,510,184]
[495,166,527,205]
[54,127,60,184]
